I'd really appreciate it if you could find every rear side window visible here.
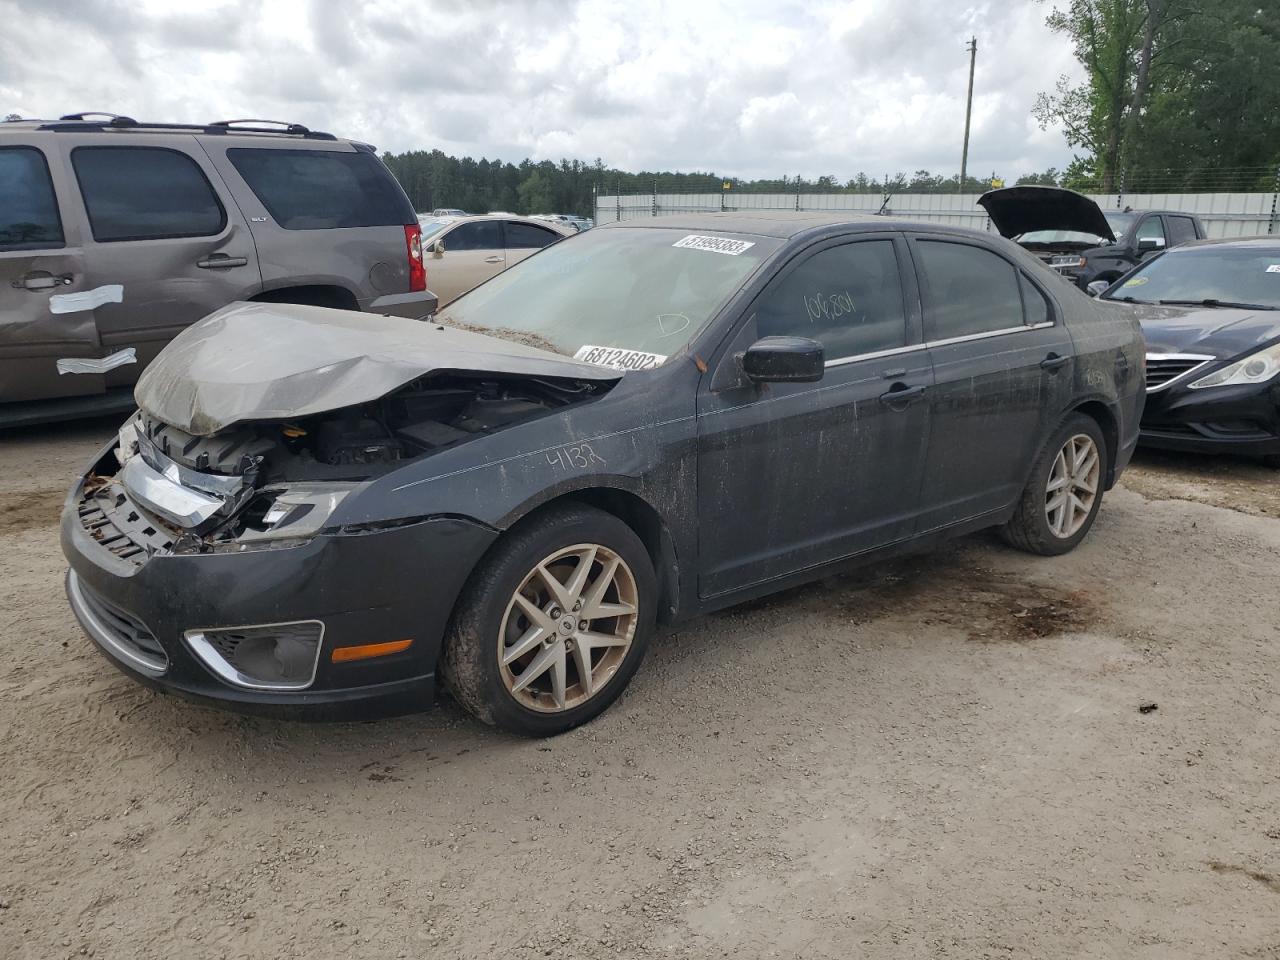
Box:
[1167,216,1198,245]
[228,148,413,230]
[1019,273,1051,326]
[754,240,908,360]
[915,241,1024,340]
[72,146,225,242]
[445,220,502,251]
[0,147,63,249]
[506,221,560,249]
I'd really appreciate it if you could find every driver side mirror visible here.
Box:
[1137,237,1164,252]
[1086,280,1109,298]
[741,336,824,383]
[430,239,445,259]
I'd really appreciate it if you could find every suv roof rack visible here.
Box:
[37,113,336,140]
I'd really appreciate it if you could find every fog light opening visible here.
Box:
[185,620,324,691]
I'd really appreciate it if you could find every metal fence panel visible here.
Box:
[597,190,1280,238]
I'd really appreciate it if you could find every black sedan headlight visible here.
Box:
[1189,342,1280,390]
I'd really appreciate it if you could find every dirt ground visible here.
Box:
[2,418,1278,960]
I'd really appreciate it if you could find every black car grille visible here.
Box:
[1145,355,1213,392]
[78,481,176,565]
[76,580,168,667]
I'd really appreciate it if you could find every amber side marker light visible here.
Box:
[331,639,414,663]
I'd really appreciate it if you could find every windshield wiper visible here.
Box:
[1157,298,1277,311]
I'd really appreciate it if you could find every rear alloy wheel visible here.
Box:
[442,504,655,735]
[1001,413,1109,556]
[1044,434,1101,539]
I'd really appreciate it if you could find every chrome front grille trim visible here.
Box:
[1145,353,1215,393]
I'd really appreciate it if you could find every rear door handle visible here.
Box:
[1040,353,1070,372]
[483,256,504,264]
[196,255,249,269]
[878,383,927,407]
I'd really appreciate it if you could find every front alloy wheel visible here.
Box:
[498,544,638,712]
[442,504,656,735]
[1045,434,1100,539]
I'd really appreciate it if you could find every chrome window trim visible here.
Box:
[185,619,325,692]
[1144,352,1215,393]
[67,570,167,677]
[822,321,1055,368]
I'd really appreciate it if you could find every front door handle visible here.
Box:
[17,272,71,291]
[1040,353,1070,372]
[483,256,504,264]
[878,383,927,407]
[196,254,249,269]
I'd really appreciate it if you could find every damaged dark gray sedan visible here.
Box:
[62,212,1145,735]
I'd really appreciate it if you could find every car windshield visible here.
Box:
[1101,245,1280,309]
[436,226,782,362]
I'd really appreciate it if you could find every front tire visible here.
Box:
[441,504,656,736]
[1001,413,1108,556]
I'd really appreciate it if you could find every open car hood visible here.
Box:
[978,186,1116,243]
[135,302,622,436]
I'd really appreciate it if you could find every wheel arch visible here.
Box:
[501,485,681,625]
[1070,398,1120,489]
[250,283,360,311]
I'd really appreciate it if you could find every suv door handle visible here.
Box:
[878,383,926,407]
[196,255,249,269]
[17,272,71,291]
[1040,353,1070,372]
[483,255,504,264]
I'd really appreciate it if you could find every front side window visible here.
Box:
[445,220,502,251]
[506,221,560,249]
[0,147,63,249]
[1135,217,1166,246]
[228,148,412,230]
[72,146,224,242]
[915,240,1024,340]
[754,240,908,360]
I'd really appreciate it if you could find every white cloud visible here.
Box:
[1,0,1086,179]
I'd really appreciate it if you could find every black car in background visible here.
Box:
[980,186,1207,290]
[1096,237,1280,465]
[62,212,1145,735]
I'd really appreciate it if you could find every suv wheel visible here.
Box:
[441,504,656,736]
[1001,413,1108,556]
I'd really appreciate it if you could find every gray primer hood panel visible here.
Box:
[135,302,621,436]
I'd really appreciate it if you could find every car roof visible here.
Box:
[597,210,991,240]
[0,115,351,145]
[420,213,574,233]
[1161,235,1280,251]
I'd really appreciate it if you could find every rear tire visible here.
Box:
[441,504,656,736]
[1000,413,1109,556]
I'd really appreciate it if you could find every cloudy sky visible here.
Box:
[2,0,1084,180]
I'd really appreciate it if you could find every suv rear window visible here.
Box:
[228,148,413,230]
[72,146,226,242]
[0,147,63,249]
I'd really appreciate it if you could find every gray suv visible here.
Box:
[0,113,436,424]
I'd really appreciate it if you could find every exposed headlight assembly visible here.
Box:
[235,483,358,544]
[1188,341,1280,390]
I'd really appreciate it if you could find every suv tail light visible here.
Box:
[404,223,426,292]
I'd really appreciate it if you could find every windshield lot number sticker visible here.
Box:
[574,345,667,371]
[673,234,755,256]
[1267,264,1280,273]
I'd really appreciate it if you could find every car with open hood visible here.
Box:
[61,212,1144,735]
[1095,236,1280,465]
[980,186,1206,290]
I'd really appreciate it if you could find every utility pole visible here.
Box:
[959,36,977,193]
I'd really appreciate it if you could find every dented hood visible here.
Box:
[978,186,1116,243]
[135,302,621,436]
